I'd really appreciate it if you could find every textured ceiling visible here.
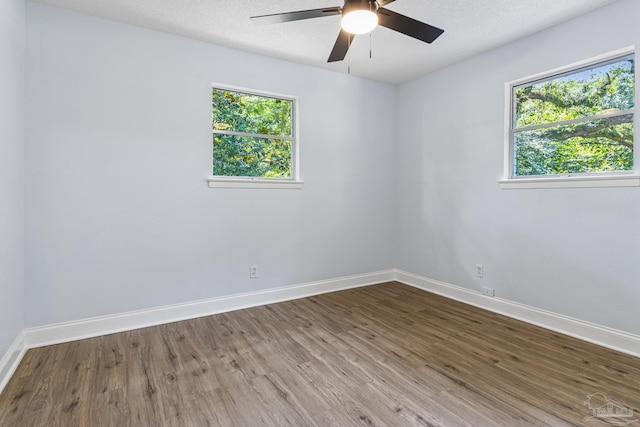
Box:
[33,0,618,84]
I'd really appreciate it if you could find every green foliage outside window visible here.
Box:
[512,54,635,177]
[212,88,294,178]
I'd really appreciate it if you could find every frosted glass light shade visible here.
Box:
[341,10,378,34]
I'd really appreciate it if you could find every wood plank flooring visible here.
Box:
[1,282,639,426]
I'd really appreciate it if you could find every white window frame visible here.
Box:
[500,46,639,189]
[208,83,303,189]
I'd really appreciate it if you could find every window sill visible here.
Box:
[499,174,640,189]
[207,177,304,189]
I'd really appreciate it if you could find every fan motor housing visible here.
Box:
[342,0,379,14]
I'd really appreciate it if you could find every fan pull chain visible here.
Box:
[369,1,373,59]
[348,33,352,74]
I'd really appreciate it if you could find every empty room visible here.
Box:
[1,0,639,425]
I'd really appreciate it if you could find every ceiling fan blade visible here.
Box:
[377,8,444,44]
[327,30,353,62]
[377,0,397,6]
[251,7,341,25]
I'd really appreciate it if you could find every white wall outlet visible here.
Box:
[482,286,495,297]
[475,264,484,278]
[249,265,259,279]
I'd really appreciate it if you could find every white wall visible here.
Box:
[24,3,397,327]
[22,0,640,340]
[0,0,25,357]
[396,0,640,335]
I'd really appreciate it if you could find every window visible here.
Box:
[209,85,301,189]
[502,48,638,189]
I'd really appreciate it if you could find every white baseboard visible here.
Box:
[395,269,640,358]
[4,267,638,395]
[0,332,27,395]
[24,270,395,349]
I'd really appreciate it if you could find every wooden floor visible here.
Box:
[1,282,639,426]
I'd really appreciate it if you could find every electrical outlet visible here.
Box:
[250,265,259,279]
[475,264,484,278]
[482,287,495,297]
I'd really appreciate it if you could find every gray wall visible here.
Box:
[24,3,397,327]
[395,0,640,334]
[0,0,25,357]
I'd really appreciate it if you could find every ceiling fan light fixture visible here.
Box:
[341,9,378,34]
[250,0,445,63]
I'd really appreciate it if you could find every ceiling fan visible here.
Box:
[250,0,444,63]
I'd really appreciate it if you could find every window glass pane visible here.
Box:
[213,135,292,178]
[514,115,634,176]
[212,89,292,137]
[514,55,635,129]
